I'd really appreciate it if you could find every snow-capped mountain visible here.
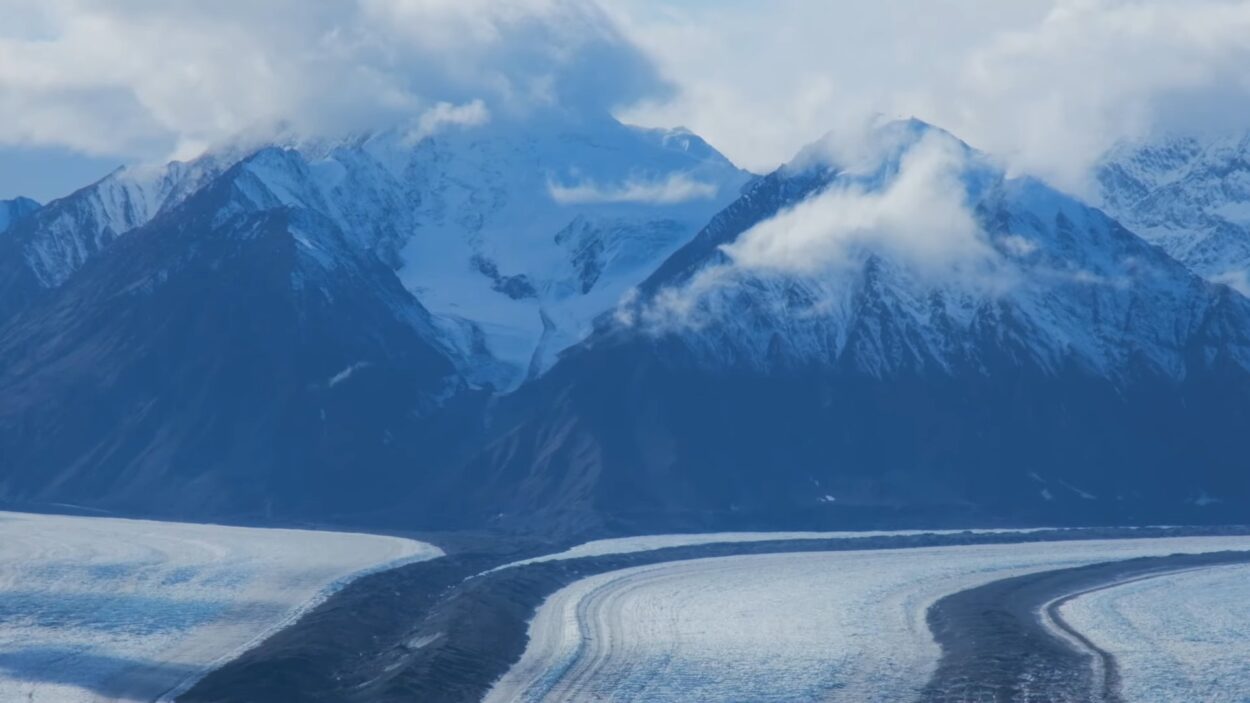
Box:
[0,115,748,520]
[219,116,751,383]
[1098,132,1250,293]
[0,115,749,384]
[0,162,468,519]
[18,155,235,287]
[0,151,234,320]
[0,197,39,234]
[435,120,1250,534]
[622,120,1250,379]
[5,116,1250,534]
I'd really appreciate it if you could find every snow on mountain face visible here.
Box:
[0,197,40,234]
[435,121,1250,535]
[620,120,1250,381]
[220,117,751,385]
[2,117,748,384]
[0,170,467,519]
[12,152,235,289]
[1097,133,1250,294]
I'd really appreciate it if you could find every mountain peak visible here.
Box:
[784,117,977,179]
[0,197,40,234]
[619,121,1245,381]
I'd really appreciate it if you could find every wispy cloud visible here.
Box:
[547,172,718,205]
[620,129,1015,332]
[405,99,490,144]
[725,131,994,276]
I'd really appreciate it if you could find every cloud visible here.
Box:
[547,172,718,205]
[0,0,667,163]
[606,1,1053,174]
[724,131,994,276]
[609,0,1250,195]
[328,361,372,388]
[406,100,491,144]
[625,129,1011,332]
[949,0,1250,193]
[7,0,1250,201]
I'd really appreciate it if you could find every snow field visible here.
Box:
[0,510,441,703]
[484,536,1250,703]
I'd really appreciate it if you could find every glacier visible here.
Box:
[484,536,1250,703]
[1059,562,1250,702]
[0,510,440,703]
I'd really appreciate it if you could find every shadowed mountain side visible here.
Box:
[0,164,478,521]
[421,341,1250,535]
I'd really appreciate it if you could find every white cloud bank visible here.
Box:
[610,0,1250,195]
[0,0,666,163]
[4,1,1250,199]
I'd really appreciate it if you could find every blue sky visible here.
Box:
[0,146,118,202]
[2,0,1249,201]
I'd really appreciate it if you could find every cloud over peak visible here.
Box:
[725,130,993,277]
[0,0,668,164]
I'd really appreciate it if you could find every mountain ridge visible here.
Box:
[3,119,1250,535]
[424,120,1250,534]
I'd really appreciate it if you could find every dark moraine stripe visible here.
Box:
[921,550,1250,703]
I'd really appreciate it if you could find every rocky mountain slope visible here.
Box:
[0,164,470,519]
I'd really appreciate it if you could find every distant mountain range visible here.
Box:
[1,117,1248,536]
[1098,132,1250,293]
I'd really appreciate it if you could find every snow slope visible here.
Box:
[484,536,1250,703]
[0,114,747,387]
[227,117,751,383]
[624,119,1250,379]
[15,153,233,289]
[1060,562,1250,702]
[5,117,749,385]
[1098,132,1250,293]
[0,511,440,703]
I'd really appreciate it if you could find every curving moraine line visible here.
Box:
[920,550,1250,703]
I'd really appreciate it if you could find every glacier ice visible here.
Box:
[0,510,440,703]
